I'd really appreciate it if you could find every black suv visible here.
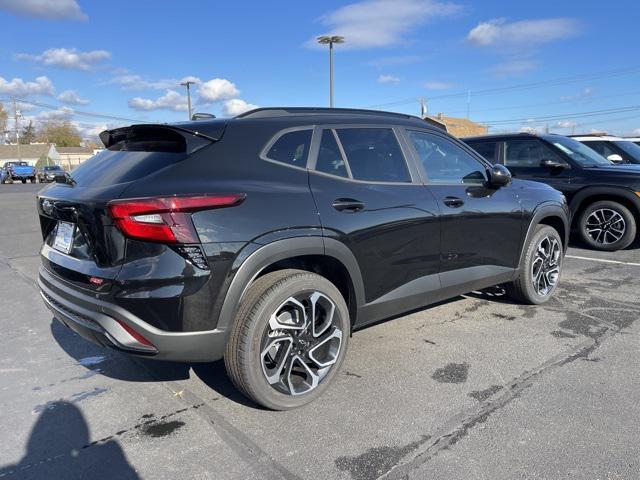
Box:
[464,133,640,251]
[38,108,568,409]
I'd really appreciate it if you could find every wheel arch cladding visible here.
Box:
[570,187,640,227]
[518,204,569,267]
[216,237,365,335]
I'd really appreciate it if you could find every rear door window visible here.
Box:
[335,128,410,182]
[316,129,349,178]
[467,141,498,163]
[265,129,312,168]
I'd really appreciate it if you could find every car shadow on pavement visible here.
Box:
[0,401,138,480]
[50,318,261,408]
[50,319,190,383]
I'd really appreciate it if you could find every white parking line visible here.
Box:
[566,254,640,267]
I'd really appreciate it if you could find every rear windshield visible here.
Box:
[70,127,198,187]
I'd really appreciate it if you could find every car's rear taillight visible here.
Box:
[108,194,245,243]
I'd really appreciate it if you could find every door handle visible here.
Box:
[442,196,464,208]
[332,198,365,212]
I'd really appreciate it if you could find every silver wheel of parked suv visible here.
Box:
[225,269,350,410]
[506,224,564,305]
[578,201,636,251]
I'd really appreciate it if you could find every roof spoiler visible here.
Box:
[99,122,226,149]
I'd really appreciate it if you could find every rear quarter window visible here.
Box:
[264,129,312,168]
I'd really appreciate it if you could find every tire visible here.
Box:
[224,269,350,410]
[577,200,636,251]
[506,225,564,305]
[21,179,26,184]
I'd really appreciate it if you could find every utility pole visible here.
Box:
[12,97,21,162]
[180,81,195,120]
[317,36,345,108]
[466,90,471,119]
[419,97,427,118]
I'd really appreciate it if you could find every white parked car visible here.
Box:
[570,134,640,165]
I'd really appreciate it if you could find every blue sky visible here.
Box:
[1,0,639,141]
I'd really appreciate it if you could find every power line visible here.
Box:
[479,105,640,126]
[366,65,640,109]
[0,97,146,123]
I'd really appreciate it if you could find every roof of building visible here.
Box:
[0,144,53,160]
[56,146,97,154]
[424,114,488,137]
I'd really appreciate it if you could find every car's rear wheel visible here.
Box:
[578,200,636,251]
[506,224,563,305]
[225,269,350,410]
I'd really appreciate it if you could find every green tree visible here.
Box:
[20,121,36,144]
[38,120,81,147]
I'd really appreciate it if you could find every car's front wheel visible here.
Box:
[506,224,563,304]
[225,269,350,410]
[578,200,636,251]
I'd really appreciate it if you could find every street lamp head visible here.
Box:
[317,35,345,45]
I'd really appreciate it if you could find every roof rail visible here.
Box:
[235,107,423,121]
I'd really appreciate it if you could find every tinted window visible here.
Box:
[504,139,563,167]
[336,128,410,182]
[581,141,613,157]
[408,130,486,184]
[468,141,498,162]
[548,136,610,167]
[316,129,348,178]
[266,129,312,167]
[612,141,640,162]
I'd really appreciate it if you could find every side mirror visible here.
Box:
[607,154,624,164]
[488,164,512,187]
[540,159,567,169]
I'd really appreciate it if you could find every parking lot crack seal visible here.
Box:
[381,327,620,480]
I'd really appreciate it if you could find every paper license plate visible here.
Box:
[53,221,75,254]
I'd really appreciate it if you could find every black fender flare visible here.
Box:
[568,186,640,220]
[216,236,365,333]
[517,202,570,268]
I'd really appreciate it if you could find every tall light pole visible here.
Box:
[317,35,344,108]
[180,80,195,120]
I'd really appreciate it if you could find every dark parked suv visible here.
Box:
[38,108,568,409]
[464,133,640,251]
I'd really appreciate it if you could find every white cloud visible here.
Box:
[16,48,110,70]
[109,74,202,91]
[198,78,239,103]
[560,87,593,101]
[128,90,188,112]
[489,59,537,77]
[57,90,89,105]
[467,18,579,48]
[631,128,640,136]
[424,81,452,90]
[309,0,461,49]
[34,106,74,121]
[0,0,87,20]
[378,74,400,84]
[556,120,577,129]
[0,75,54,96]
[222,99,258,116]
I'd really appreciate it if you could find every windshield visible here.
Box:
[613,141,640,161]
[548,136,612,167]
[44,166,62,171]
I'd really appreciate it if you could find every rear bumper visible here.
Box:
[39,266,228,362]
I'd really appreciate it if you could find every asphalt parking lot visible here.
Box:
[1,183,639,480]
